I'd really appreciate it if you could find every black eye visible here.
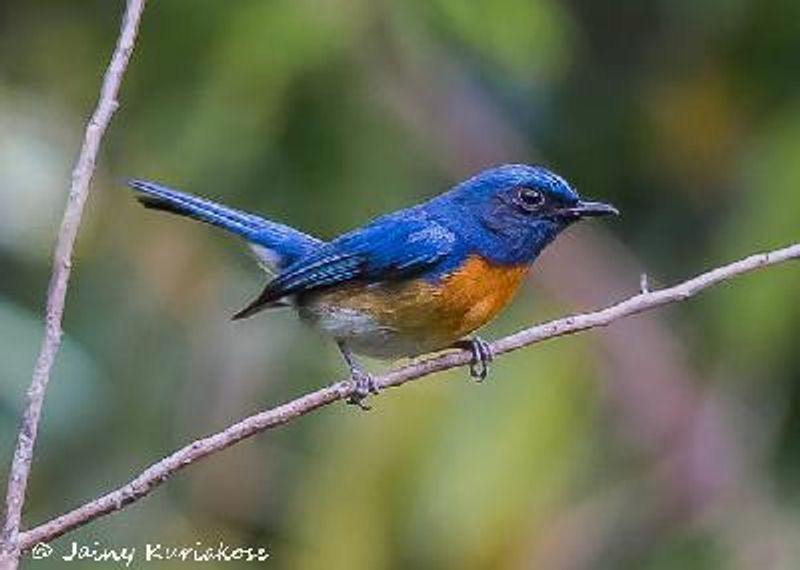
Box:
[515,187,546,212]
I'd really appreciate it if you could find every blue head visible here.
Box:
[434,164,618,265]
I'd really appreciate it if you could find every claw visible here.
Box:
[346,370,379,411]
[338,340,379,411]
[454,337,494,382]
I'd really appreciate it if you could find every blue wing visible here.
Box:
[232,214,456,319]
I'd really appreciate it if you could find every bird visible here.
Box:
[127,164,617,408]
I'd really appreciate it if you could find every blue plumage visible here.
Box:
[128,179,322,271]
[128,164,617,406]
[233,215,457,318]
[427,164,583,266]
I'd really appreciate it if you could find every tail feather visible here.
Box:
[127,179,323,271]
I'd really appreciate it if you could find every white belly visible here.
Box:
[296,303,444,360]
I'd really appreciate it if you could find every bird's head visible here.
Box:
[441,164,618,264]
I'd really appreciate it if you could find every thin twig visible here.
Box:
[0,2,146,568]
[15,242,800,551]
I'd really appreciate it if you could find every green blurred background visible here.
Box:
[2,0,800,568]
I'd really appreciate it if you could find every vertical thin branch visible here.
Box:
[0,1,146,568]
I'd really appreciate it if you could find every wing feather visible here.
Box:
[233,216,455,320]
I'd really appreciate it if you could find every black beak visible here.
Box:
[562,200,619,218]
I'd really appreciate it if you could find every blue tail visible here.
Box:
[128,179,323,271]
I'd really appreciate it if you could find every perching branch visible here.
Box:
[0,1,146,568]
[16,241,800,551]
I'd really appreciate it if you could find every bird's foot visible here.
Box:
[337,340,379,410]
[346,369,380,411]
[454,337,494,382]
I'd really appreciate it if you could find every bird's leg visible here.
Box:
[337,341,379,410]
[452,336,495,382]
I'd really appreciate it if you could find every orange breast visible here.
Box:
[304,256,530,356]
[434,256,531,339]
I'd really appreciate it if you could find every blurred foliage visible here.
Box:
[1,1,799,569]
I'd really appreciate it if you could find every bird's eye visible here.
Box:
[515,187,545,212]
